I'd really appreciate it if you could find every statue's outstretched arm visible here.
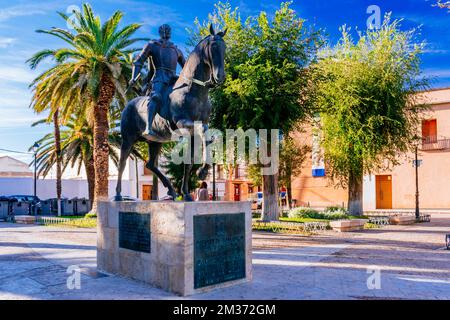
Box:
[131,42,153,83]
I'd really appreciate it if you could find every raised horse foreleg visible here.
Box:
[146,141,178,200]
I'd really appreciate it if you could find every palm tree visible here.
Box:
[53,110,63,215]
[32,114,145,204]
[28,4,143,211]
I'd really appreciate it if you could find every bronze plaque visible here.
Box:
[119,212,151,253]
[194,213,246,289]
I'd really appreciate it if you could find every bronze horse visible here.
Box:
[115,25,226,201]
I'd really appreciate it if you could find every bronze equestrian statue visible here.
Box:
[129,24,186,136]
[115,24,227,201]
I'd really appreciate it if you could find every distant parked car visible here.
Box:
[9,195,42,215]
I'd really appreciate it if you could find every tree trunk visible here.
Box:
[92,74,115,212]
[286,179,292,210]
[84,156,95,205]
[261,173,279,221]
[53,110,62,216]
[348,170,363,216]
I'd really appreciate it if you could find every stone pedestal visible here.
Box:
[389,215,416,225]
[14,215,36,224]
[97,201,252,296]
[329,219,367,232]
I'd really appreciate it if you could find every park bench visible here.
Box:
[368,216,390,226]
[418,214,431,222]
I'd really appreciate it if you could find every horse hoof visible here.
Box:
[114,195,123,202]
[183,194,194,202]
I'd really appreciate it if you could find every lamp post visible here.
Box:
[413,136,422,221]
[32,142,39,215]
[414,146,421,220]
[212,150,216,201]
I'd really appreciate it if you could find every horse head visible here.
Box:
[203,24,227,85]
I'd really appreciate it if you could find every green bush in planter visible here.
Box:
[288,207,320,219]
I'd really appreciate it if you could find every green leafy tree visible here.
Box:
[247,136,311,208]
[28,4,143,211]
[190,2,321,221]
[311,16,429,215]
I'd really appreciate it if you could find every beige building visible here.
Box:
[291,87,450,210]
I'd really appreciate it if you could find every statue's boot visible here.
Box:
[145,94,161,136]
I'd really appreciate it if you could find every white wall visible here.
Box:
[0,177,132,200]
[363,175,376,211]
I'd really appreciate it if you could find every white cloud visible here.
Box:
[0,5,47,22]
[0,65,37,84]
[423,69,450,78]
[0,37,15,48]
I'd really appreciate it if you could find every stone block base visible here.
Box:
[14,215,35,224]
[329,219,367,232]
[97,201,252,296]
[389,215,416,225]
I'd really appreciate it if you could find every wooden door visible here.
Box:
[376,175,392,209]
[422,119,437,143]
[234,184,241,201]
[142,185,152,200]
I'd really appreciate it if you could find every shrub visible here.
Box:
[323,206,348,218]
[85,212,97,218]
[288,207,320,219]
[288,206,348,220]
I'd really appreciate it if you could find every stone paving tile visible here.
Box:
[0,214,449,300]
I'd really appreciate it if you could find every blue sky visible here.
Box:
[0,0,449,163]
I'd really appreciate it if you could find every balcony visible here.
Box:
[420,136,450,151]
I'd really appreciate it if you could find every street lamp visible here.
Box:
[32,142,40,215]
[212,150,216,201]
[412,136,422,221]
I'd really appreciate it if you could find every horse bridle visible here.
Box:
[181,35,223,88]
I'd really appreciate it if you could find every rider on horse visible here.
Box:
[129,24,186,136]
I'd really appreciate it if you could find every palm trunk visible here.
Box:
[84,156,95,205]
[53,110,62,216]
[348,170,363,216]
[261,173,279,221]
[92,74,115,212]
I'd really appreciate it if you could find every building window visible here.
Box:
[422,119,437,144]
[248,184,254,194]
[235,165,239,179]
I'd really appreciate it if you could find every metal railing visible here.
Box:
[420,137,450,151]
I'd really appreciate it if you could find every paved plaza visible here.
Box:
[0,214,449,300]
